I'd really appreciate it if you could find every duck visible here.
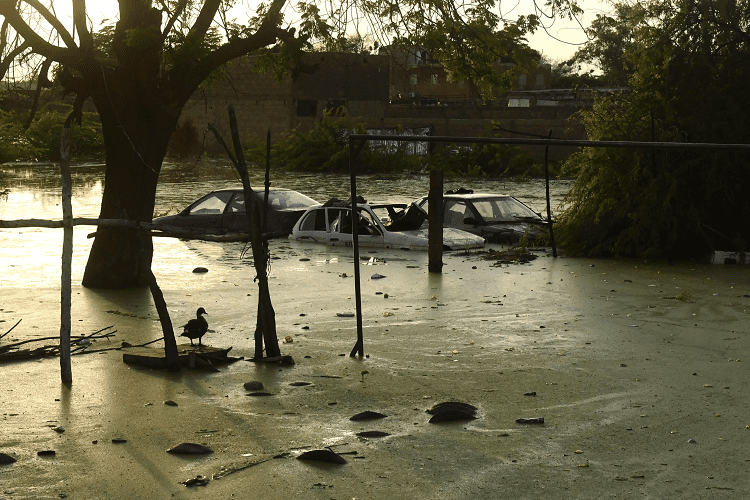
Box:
[181,307,209,346]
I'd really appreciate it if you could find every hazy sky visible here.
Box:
[69,0,610,62]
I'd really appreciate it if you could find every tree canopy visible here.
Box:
[557,0,750,259]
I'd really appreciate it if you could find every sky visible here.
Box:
[68,0,611,62]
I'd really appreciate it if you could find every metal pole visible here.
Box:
[349,141,364,357]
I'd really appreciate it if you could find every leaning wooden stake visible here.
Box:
[59,126,73,385]
[226,107,280,358]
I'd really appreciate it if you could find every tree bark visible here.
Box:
[81,70,177,288]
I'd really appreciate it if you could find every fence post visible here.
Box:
[59,126,73,385]
[428,169,444,273]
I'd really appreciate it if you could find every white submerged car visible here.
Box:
[289,200,485,251]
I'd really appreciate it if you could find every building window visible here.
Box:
[296,99,317,117]
[518,75,527,87]
[409,74,418,86]
[536,73,545,87]
[431,74,439,85]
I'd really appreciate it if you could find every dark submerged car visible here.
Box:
[414,188,549,245]
[153,188,318,239]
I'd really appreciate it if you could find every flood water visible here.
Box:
[0,159,572,290]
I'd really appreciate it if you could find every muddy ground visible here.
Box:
[1,246,749,499]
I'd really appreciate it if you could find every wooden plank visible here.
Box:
[123,344,234,368]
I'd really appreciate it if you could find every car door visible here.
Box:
[328,207,385,247]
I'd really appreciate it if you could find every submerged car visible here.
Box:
[153,188,318,239]
[289,199,485,251]
[414,188,549,245]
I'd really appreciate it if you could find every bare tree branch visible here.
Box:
[72,0,92,52]
[21,0,77,48]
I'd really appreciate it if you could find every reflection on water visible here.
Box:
[1,158,572,288]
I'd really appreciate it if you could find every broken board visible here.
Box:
[123,344,235,369]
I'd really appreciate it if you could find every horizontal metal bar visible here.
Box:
[351,134,750,151]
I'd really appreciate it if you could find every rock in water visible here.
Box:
[356,430,390,438]
[297,449,347,464]
[181,307,209,346]
[429,409,478,423]
[350,410,388,421]
[167,443,214,455]
[427,401,478,415]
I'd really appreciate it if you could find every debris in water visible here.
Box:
[337,312,355,317]
[192,267,208,273]
[37,450,56,456]
[523,392,537,396]
[283,335,293,343]
[181,475,210,487]
[164,400,178,406]
[111,438,127,444]
[290,381,312,387]
[516,417,545,424]
[167,443,214,455]
[0,452,17,464]
[371,273,386,279]
[53,426,65,433]
[297,449,347,464]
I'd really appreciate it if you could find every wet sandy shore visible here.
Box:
[1,246,749,499]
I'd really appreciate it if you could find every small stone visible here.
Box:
[244,381,264,391]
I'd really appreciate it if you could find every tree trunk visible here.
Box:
[81,85,176,289]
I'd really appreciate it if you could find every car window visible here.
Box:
[298,209,325,231]
[270,190,318,210]
[188,191,233,216]
[478,198,538,222]
[444,200,470,225]
[228,193,246,213]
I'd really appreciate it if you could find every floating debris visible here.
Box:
[37,450,56,456]
[516,417,545,425]
[192,267,208,274]
[181,475,210,487]
[283,336,294,343]
[243,381,264,391]
[350,410,388,421]
[290,381,312,387]
[247,392,273,397]
[297,449,346,464]
[336,312,355,317]
[0,452,17,464]
[523,392,537,396]
[164,400,178,407]
[371,273,386,280]
[53,426,65,433]
[111,438,127,444]
[167,443,214,455]
[356,430,390,438]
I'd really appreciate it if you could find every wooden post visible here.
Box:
[428,169,444,273]
[226,107,280,358]
[544,130,557,257]
[59,126,73,385]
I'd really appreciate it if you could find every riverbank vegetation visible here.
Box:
[0,106,103,163]
[242,110,559,178]
[554,0,750,260]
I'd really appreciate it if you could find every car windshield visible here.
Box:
[265,190,318,210]
[472,197,539,223]
[187,191,233,215]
